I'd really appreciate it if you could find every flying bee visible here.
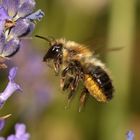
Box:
[36,35,114,111]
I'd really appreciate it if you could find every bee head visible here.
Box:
[43,44,62,61]
[35,35,63,61]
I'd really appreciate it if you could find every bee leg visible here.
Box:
[65,90,75,110]
[70,74,80,91]
[79,88,89,112]
[61,61,81,88]
[62,77,73,91]
[65,76,80,109]
[53,58,61,75]
[63,69,82,109]
[60,67,71,89]
[63,75,78,108]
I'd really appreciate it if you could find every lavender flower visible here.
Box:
[0,119,5,131]
[0,0,44,38]
[0,123,30,140]
[0,114,11,132]
[0,33,20,58]
[7,123,30,140]
[0,67,22,108]
[126,131,134,140]
[0,6,9,34]
[0,0,44,58]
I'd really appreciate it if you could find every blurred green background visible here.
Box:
[1,0,140,140]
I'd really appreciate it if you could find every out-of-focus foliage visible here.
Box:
[0,0,140,140]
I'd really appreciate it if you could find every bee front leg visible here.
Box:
[60,67,71,89]
[53,58,61,75]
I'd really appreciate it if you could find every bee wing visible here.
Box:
[83,36,124,54]
[94,46,124,54]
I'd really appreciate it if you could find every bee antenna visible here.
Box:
[35,35,51,44]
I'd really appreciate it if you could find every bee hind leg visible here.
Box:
[79,88,89,112]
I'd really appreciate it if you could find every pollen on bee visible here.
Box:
[84,74,107,102]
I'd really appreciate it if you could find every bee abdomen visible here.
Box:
[84,66,114,102]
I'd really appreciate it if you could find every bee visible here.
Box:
[36,35,114,111]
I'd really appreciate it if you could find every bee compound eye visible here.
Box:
[43,45,62,61]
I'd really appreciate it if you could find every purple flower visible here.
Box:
[0,114,12,132]
[0,119,5,131]
[126,131,134,140]
[7,123,30,140]
[0,67,22,108]
[0,6,10,34]
[0,0,44,58]
[0,33,20,57]
[0,0,44,38]
[0,123,30,140]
